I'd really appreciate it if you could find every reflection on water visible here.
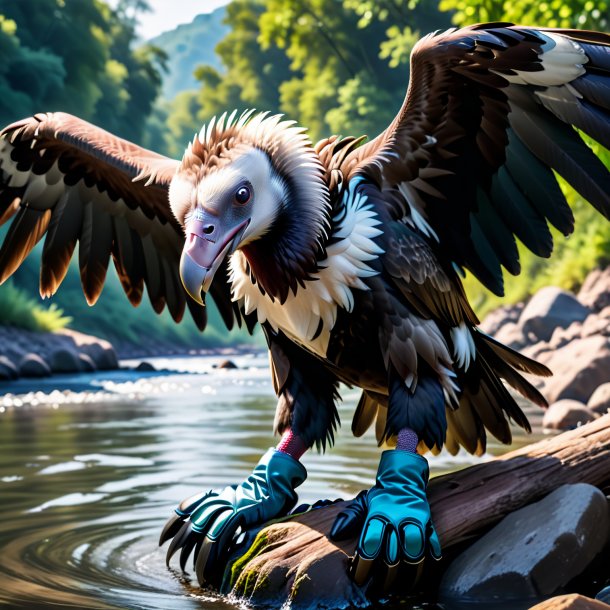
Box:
[0,354,549,609]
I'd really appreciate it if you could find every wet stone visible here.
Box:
[18,353,52,377]
[135,361,156,372]
[49,348,83,373]
[0,355,18,380]
[439,484,609,602]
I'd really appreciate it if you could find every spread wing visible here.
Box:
[0,111,240,331]
[346,23,610,295]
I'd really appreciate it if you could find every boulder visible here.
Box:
[529,594,610,610]
[18,353,51,377]
[0,355,18,380]
[480,303,524,336]
[135,361,156,372]
[493,321,528,349]
[578,267,610,313]
[581,312,610,339]
[519,287,590,342]
[218,359,238,369]
[78,353,97,372]
[549,320,584,350]
[588,383,610,415]
[49,347,83,373]
[542,399,598,430]
[534,336,610,403]
[439,484,608,602]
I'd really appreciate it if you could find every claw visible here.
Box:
[195,537,215,585]
[351,553,374,586]
[179,531,201,572]
[159,512,186,546]
[382,562,399,594]
[166,521,192,566]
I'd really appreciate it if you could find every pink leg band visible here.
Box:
[276,429,307,460]
[396,427,419,452]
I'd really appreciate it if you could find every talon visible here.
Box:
[165,521,192,566]
[180,532,201,572]
[352,553,374,586]
[382,562,399,593]
[159,512,186,546]
[195,537,214,585]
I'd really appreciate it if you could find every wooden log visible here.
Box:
[227,414,610,609]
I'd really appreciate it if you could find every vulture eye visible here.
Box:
[234,185,251,205]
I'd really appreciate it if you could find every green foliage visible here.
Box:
[0,0,164,143]
[0,281,71,332]
[439,0,608,30]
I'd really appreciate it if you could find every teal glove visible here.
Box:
[160,448,307,585]
[330,450,441,589]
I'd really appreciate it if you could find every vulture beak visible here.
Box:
[179,208,249,305]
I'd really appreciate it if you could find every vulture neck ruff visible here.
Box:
[230,177,384,357]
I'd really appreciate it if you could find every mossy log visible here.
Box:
[227,414,610,609]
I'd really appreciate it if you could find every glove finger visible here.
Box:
[177,489,215,515]
[330,492,368,541]
[159,512,186,546]
[195,513,242,586]
[400,522,425,563]
[428,522,442,560]
[359,517,386,560]
[351,552,374,586]
[190,502,233,534]
[384,526,400,566]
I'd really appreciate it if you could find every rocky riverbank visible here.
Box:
[0,326,119,380]
[480,266,610,430]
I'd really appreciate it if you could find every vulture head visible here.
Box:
[170,111,330,305]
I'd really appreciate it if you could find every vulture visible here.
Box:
[1,22,609,592]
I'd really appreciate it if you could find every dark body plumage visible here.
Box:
[0,24,609,461]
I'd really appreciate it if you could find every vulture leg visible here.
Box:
[159,448,306,587]
[331,373,444,590]
[160,327,341,586]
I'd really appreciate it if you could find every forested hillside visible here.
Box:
[0,0,253,349]
[150,8,228,99]
[0,0,608,350]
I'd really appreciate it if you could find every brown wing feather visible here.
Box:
[345,24,610,296]
[0,112,238,331]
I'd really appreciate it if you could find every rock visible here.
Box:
[529,594,610,609]
[49,348,82,373]
[581,312,610,339]
[578,267,610,313]
[494,321,527,349]
[0,355,18,380]
[135,361,156,372]
[480,303,525,335]
[439,484,608,602]
[543,399,598,430]
[55,329,119,370]
[549,320,584,350]
[534,336,610,403]
[596,586,610,604]
[519,287,591,342]
[18,353,51,377]
[588,383,610,415]
[78,353,97,372]
[218,359,238,369]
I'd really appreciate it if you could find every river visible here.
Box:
[0,353,549,609]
